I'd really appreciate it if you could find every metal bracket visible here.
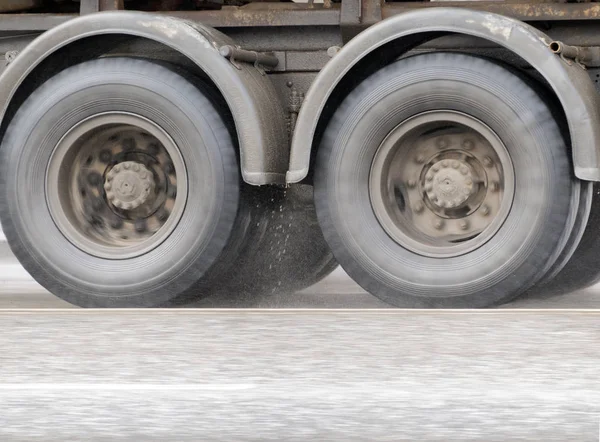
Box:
[219,45,279,73]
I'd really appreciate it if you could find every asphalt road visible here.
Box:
[1,309,599,441]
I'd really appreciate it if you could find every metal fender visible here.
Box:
[287,8,600,183]
[0,11,287,185]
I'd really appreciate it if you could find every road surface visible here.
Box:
[0,309,599,441]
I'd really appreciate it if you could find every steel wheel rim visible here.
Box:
[46,112,188,260]
[369,110,515,258]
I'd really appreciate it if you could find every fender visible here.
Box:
[287,8,600,183]
[0,11,287,185]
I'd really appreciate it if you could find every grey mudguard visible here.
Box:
[0,11,287,185]
[288,8,600,183]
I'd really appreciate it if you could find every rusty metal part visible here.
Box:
[80,0,124,15]
[550,40,600,66]
[219,45,279,69]
[0,1,41,13]
[382,3,600,22]
[8,2,600,34]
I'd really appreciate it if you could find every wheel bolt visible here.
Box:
[157,208,170,222]
[122,138,136,151]
[99,150,112,163]
[460,166,469,175]
[432,165,440,172]
[147,143,160,155]
[407,179,417,188]
[451,161,459,169]
[87,172,102,187]
[106,191,115,202]
[441,160,449,168]
[415,155,425,164]
[132,163,140,172]
[425,173,433,182]
[434,219,444,230]
[483,156,493,168]
[437,138,448,149]
[425,183,433,192]
[462,140,474,150]
[490,182,499,192]
[110,217,123,229]
[92,198,103,211]
[459,220,469,230]
[481,204,490,216]
[413,202,424,213]
[134,219,147,233]
[123,163,130,170]
[113,164,121,173]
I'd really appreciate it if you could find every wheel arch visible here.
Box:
[0,11,287,185]
[287,8,600,183]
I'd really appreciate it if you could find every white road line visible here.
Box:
[0,383,257,391]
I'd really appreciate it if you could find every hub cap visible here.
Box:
[46,112,187,259]
[369,111,514,258]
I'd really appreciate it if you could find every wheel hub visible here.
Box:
[369,111,515,258]
[425,160,474,209]
[104,161,155,210]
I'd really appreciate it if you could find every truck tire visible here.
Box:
[172,184,337,306]
[0,57,240,307]
[314,53,577,308]
[528,182,600,296]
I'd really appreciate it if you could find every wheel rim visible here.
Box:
[46,112,188,259]
[369,111,515,258]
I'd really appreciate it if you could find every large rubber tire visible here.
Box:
[174,184,338,306]
[0,57,240,307]
[314,53,577,308]
[528,182,600,296]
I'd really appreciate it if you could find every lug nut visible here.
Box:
[441,160,449,168]
[462,140,474,150]
[134,219,147,233]
[147,143,160,155]
[122,138,136,151]
[87,172,102,187]
[106,192,115,202]
[434,219,444,230]
[407,179,417,188]
[413,202,424,213]
[483,156,493,168]
[425,173,433,182]
[132,163,140,172]
[432,165,440,173]
[459,220,469,230]
[99,150,112,163]
[92,198,103,211]
[481,204,490,216]
[157,208,170,222]
[437,138,448,149]
[490,182,499,192]
[460,166,469,175]
[168,187,177,199]
[415,155,425,164]
[110,217,123,229]
[113,164,121,173]
[123,163,130,170]
[425,183,433,192]
[451,161,459,169]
